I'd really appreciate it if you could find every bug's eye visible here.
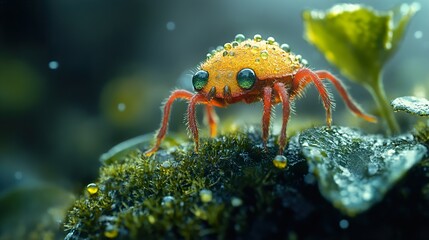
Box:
[192,70,209,91]
[237,68,256,90]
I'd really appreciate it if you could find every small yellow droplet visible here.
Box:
[273,155,287,169]
[260,50,269,60]
[148,215,156,224]
[251,45,259,54]
[86,183,98,195]
[104,227,118,239]
[253,34,262,42]
[255,58,261,64]
[267,36,275,44]
[199,189,213,203]
[224,42,232,50]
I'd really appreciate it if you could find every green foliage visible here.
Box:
[303,3,420,134]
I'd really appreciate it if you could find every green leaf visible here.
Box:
[303,3,420,85]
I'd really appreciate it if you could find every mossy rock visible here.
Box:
[64,126,429,239]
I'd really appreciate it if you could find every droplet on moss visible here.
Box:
[231,197,243,207]
[86,183,98,195]
[162,195,175,208]
[273,155,287,169]
[199,189,213,203]
[147,215,156,224]
[104,225,119,238]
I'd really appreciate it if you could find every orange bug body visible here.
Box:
[145,34,376,156]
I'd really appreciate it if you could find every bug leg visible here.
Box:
[315,70,377,123]
[262,87,273,149]
[273,82,290,155]
[145,90,194,156]
[205,105,218,137]
[294,68,332,127]
[188,94,207,152]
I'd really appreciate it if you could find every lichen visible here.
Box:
[300,126,427,216]
[391,96,429,117]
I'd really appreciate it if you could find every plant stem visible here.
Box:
[367,73,400,135]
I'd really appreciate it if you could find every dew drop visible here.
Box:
[231,41,239,47]
[48,61,59,70]
[414,30,423,39]
[301,59,309,66]
[251,45,259,54]
[295,54,302,62]
[199,189,213,203]
[234,33,246,42]
[254,58,260,63]
[86,183,99,195]
[267,36,275,44]
[253,34,262,42]
[206,53,212,59]
[224,42,232,50]
[147,215,156,224]
[244,43,251,48]
[223,51,228,57]
[260,50,269,60]
[166,21,176,31]
[162,195,175,208]
[339,219,349,229]
[117,103,126,112]
[228,51,235,57]
[280,43,290,52]
[104,225,119,238]
[231,197,243,207]
[161,160,172,168]
[273,155,287,169]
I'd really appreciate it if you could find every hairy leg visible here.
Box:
[293,68,332,126]
[145,90,194,156]
[273,82,291,155]
[205,105,218,137]
[262,87,273,148]
[315,70,377,123]
[188,94,207,152]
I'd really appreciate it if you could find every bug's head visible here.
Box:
[191,67,257,99]
[192,34,304,100]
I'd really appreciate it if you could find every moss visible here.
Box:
[64,127,429,239]
[63,129,314,239]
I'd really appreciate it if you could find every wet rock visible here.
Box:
[391,96,429,116]
[300,126,427,216]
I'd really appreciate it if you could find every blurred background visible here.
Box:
[0,0,428,236]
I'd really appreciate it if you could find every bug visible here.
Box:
[145,34,376,156]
